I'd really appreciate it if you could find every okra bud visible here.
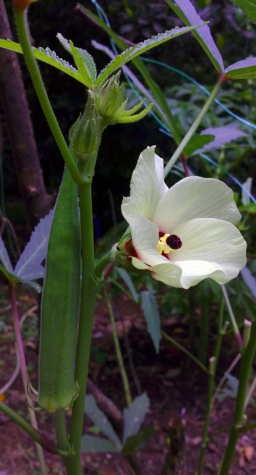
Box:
[38,167,80,412]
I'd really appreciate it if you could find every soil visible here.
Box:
[0,283,256,475]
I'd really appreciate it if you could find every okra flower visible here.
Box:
[111,146,246,289]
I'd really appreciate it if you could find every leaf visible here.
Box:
[232,0,256,24]
[165,0,224,72]
[57,34,97,86]
[123,393,150,444]
[85,395,122,449]
[225,57,256,79]
[14,209,54,282]
[238,203,256,213]
[0,237,13,273]
[140,290,161,352]
[241,267,256,299]
[194,127,246,154]
[183,134,214,157]
[241,177,253,206]
[0,39,86,85]
[116,268,139,302]
[216,373,239,401]
[122,427,155,456]
[81,435,120,453]
[95,24,206,87]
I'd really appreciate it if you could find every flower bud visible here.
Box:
[94,72,152,128]
[69,93,102,163]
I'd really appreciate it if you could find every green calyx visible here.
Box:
[69,93,102,164]
[93,71,153,128]
[110,228,146,274]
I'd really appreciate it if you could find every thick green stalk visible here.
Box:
[218,321,256,475]
[65,177,99,475]
[104,286,132,406]
[164,78,223,177]
[13,9,82,184]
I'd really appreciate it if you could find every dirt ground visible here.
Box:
[0,283,256,475]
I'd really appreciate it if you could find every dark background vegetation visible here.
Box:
[1,0,256,234]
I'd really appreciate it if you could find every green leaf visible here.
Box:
[78,5,181,141]
[122,427,155,456]
[81,435,120,453]
[123,393,150,443]
[183,134,214,156]
[116,268,139,302]
[85,395,122,449]
[95,24,206,87]
[140,290,161,352]
[0,38,86,86]
[238,203,256,213]
[57,33,97,86]
[232,0,256,24]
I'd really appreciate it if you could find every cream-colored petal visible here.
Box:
[170,218,246,272]
[125,214,168,266]
[131,257,183,288]
[154,176,241,232]
[176,261,240,288]
[122,146,168,220]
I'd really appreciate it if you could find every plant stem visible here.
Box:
[196,357,216,475]
[65,178,99,475]
[218,320,256,475]
[13,9,83,184]
[161,330,208,373]
[104,285,132,406]
[164,78,223,177]
[94,252,111,278]
[8,282,48,474]
[0,401,58,454]
[52,410,70,453]
[222,285,242,348]
[196,299,225,475]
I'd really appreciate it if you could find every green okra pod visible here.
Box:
[38,166,81,412]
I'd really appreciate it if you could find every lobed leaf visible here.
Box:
[0,237,13,273]
[165,0,224,72]
[14,209,54,282]
[81,435,120,453]
[123,393,150,444]
[0,39,87,85]
[140,290,161,352]
[241,267,256,300]
[232,0,256,24]
[95,24,206,87]
[183,134,214,157]
[193,127,246,154]
[225,57,256,79]
[57,33,97,86]
[122,427,155,456]
[116,268,139,302]
[85,395,122,449]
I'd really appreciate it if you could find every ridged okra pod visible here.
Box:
[38,166,81,412]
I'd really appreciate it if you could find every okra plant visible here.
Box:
[0,0,255,474]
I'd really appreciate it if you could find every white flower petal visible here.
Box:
[131,257,183,287]
[123,146,168,220]
[170,218,246,270]
[177,261,240,288]
[154,177,241,232]
[124,214,167,266]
